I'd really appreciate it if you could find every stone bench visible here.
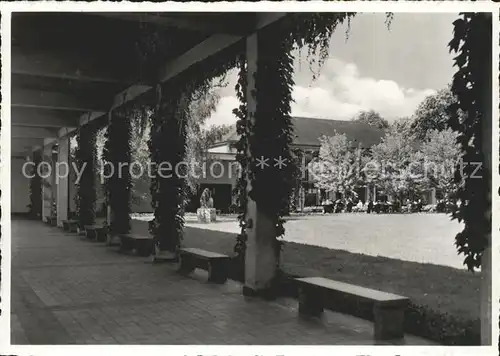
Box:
[46,216,57,226]
[84,225,108,242]
[118,234,154,256]
[295,277,409,340]
[62,220,79,232]
[178,247,230,284]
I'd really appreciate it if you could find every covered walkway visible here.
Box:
[10,10,492,346]
[11,218,434,345]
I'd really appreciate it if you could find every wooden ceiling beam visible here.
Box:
[12,126,58,139]
[12,88,110,112]
[12,46,136,85]
[12,109,79,128]
[92,12,254,36]
[35,12,288,137]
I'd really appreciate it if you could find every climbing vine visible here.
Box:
[249,25,297,265]
[103,107,133,235]
[448,13,492,270]
[75,124,97,227]
[148,81,189,253]
[232,13,356,269]
[28,150,42,219]
[232,54,249,266]
[148,48,238,254]
[290,13,356,80]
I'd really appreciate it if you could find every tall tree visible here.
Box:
[369,119,421,203]
[411,86,459,140]
[185,88,228,194]
[309,132,364,200]
[352,110,389,130]
[129,108,153,206]
[418,128,462,199]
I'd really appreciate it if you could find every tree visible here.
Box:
[411,86,460,140]
[185,88,229,194]
[369,119,421,203]
[129,108,153,206]
[418,128,462,199]
[352,110,389,130]
[308,132,364,200]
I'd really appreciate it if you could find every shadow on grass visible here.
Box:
[131,219,481,345]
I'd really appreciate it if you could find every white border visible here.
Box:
[492,8,500,356]
[0,1,497,13]
[1,6,12,352]
[0,3,498,356]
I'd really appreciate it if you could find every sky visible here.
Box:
[208,12,458,127]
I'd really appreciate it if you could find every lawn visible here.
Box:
[131,216,481,345]
[134,212,465,268]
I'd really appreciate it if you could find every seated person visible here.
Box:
[323,199,334,213]
[367,200,373,213]
[335,200,344,213]
[392,200,400,213]
[416,199,423,212]
[436,199,445,213]
[346,199,353,213]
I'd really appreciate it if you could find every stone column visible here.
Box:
[56,135,70,227]
[76,125,97,227]
[41,141,53,222]
[68,140,77,217]
[243,33,278,296]
[106,109,132,235]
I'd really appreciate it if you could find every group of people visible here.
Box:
[435,199,460,213]
[320,198,450,214]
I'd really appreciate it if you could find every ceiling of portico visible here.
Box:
[10,12,285,157]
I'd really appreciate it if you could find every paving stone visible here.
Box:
[11,218,436,345]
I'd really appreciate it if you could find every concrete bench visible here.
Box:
[84,225,108,242]
[178,247,230,284]
[62,220,79,232]
[46,216,57,226]
[118,234,154,256]
[295,277,409,340]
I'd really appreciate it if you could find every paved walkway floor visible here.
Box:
[11,217,435,345]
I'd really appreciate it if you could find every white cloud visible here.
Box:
[207,57,436,127]
[205,95,239,127]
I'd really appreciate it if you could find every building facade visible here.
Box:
[200,117,386,212]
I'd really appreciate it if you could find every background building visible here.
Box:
[202,116,385,212]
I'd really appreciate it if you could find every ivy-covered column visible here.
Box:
[242,29,296,296]
[75,124,97,229]
[41,142,53,223]
[56,135,70,227]
[448,13,492,345]
[149,83,189,260]
[28,150,42,219]
[103,108,132,237]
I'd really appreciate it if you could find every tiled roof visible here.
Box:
[217,117,385,148]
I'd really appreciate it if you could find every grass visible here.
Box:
[131,219,481,345]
